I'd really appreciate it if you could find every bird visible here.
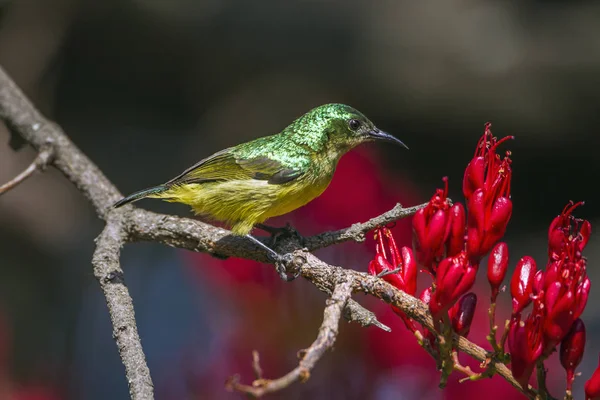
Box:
[114,103,407,267]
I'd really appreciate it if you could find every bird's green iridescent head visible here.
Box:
[284,103,407,154]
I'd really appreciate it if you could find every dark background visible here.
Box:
[1,0,599,399]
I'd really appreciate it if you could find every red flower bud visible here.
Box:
[508,313,544,389]
[429,252,476,322]
[560,318,586,391]
[449,292,477,337]
[510,256,537,315]
[533,270,545,295]
[580,220,592,252]
[467,190,512,262]
[446,203,466,257]
[369,228,418,296]
[466,188,485,258]
[463,156,485,202]
[487,242,509,301]
[586,355,600,400]
[544,281,576,347]
[575,276,591,320]
[399,246,418,296]
[412,178,452,273]
[548,201,589,259]
[369,228,419,332]
[480,196,512,251]
[543,260,560,291]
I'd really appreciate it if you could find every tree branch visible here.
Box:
[226,280,352,397]
[303,202,427,251]
[0,66,121,217]
[0,63,531,400]
[0,65,149,398]
[92,217,154,399]
[128,209,391,332]
[0,143,53,194]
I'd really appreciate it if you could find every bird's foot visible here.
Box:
[272,253,298,282]
[245,234,299,281]
[256,223,304,247]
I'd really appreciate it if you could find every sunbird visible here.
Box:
[114,103,407,260]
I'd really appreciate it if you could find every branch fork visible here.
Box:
[0,64,540,400]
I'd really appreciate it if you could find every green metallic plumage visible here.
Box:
[113,103,403,235]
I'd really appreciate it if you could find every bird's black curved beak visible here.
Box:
[368,129,409,149]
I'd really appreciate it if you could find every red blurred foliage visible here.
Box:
[0,308,61,400]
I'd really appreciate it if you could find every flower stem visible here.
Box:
[536,360,559,400]
[438,316,455,388]
[487,301,501,352]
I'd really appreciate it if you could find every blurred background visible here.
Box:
[1,0,600,398]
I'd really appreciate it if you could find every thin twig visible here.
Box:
[0,144,53,194]
[0,66,122,216]
[226,280,352,397]
[252,351,263,380]
[452,351,476,379]
[537,360,548,400]
[303,202,428,251]
[536,360,559,400]
[377,267,402,278]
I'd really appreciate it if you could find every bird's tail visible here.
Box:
[113,185,169,208]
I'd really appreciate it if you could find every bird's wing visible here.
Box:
[165,147,304,186]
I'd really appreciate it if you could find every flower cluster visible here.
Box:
[412,124,513,328]
[366,123,598,398]
[367,124,513,349]
[463,123,513,263]
[507,201,591,389]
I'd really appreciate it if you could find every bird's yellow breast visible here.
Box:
[154,170,333,235]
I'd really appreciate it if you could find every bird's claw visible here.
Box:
[257,223,304,247]
[266,252,298,281]
[245,234,299,281]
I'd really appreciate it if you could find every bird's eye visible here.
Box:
[349,119,361,131]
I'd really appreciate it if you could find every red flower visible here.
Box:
[449,292,477,337]
[510,256,537,315]
[543,281,576,347]
[586,355,600,400]
[413,178,465,273]
[560,318,586,391]
[368,227,418,331]
[429,251,476,322]
[487,242,509,302]
[447,202,466,258]
[542,203,591,348]
[548,201,591,260]
[463,123,514,262]
[368,227,418,296]
[508,306,544,388]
